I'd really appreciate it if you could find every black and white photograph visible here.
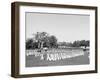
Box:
[11,2,97,78]
[25,12,90,67]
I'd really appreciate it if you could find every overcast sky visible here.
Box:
[26,12,90,42]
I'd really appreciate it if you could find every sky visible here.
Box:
[26,12,90,42]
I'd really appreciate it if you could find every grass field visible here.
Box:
[26,48,90,67]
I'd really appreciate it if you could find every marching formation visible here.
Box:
[26,48,84,61]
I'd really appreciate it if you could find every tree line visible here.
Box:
[26,32,89,50]
[58,40,89,48]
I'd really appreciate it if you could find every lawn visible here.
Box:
[26,48,89,67]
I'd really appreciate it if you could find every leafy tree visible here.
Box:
[80,40,89,48]
[49,35,58,48]
[34,32,49,49]
[32,32,58,49]
[58,42,73,47]
[72,41,80,47]
[66,42,73,47]
[72,40,90,48]
[26,39,33,49]
[58,42,67,46]
[32,42,38,49]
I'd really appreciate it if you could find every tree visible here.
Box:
[49,35,58,48]
[26,32,58,50]
[34,32,49,49]
[80,40,89,48]
[26,39,33,49]
[32,42,38,49]
[72,41,80,47]
[86,40,89,47]
[33,32,58,49]
[42,36,50,48]
[66,42,73,47]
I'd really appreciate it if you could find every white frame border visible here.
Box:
[19,6,96,75]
